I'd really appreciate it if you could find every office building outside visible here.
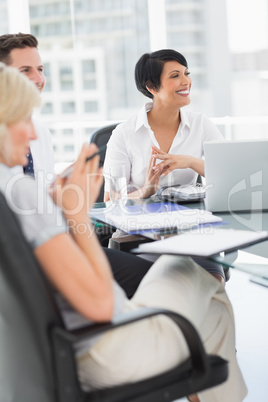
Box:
[2,0,232,162]
[230,49,268,139]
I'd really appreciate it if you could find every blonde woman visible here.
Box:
[0,63,247,402]
[0,32,153,299]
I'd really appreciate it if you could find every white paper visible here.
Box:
[136,228,268,257]
[105,209,222,232]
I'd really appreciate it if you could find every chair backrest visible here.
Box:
[90,123,120,202]
[0,192,61,402]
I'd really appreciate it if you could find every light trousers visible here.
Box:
[77,256,247,402]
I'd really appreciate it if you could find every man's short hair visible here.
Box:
[0,33,38,65]
[135,49,188,99]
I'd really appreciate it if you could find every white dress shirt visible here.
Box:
[104,102,223,194]
[30,119,55,180]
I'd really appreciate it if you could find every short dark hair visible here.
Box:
[135,49,188,99]
[0,33,38,65]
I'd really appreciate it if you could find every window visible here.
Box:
[7,0,266,167]
[83,78,97,90]
[82,60,97,89]
[84,101,98,113]
[41,102,53,114]
[43,62,51,92]
[62,129,73,136]
[82,60,96,74]
[186,53,205,68]
[62,102,76,114]
[63,144,75,152]
[0,5,7,22]
[59,63,74,91]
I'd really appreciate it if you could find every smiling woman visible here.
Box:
[103,49,223,201]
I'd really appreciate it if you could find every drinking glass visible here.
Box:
[109,165,127,206]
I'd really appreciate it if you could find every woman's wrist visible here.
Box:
[140,184,156,198]
[128,185,152,199]
[66,214,95,238]
[188,156,204,176]
[186,155,194,169]
[64,211,90,226]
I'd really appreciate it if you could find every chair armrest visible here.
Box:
[52,306,208,377]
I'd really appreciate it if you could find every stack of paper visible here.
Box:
[104,208,222,233]
[133,228,268,257]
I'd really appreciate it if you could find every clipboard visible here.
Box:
[131,228,268,258]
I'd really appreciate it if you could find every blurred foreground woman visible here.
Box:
[0,63,247,401]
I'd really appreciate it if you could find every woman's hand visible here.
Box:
[49,143,103,220]
[139,147,164,198]
[151,145,204,177]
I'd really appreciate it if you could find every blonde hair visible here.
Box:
[0,62,41,139]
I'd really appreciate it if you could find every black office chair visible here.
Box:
[89,123,120,245]
[0,191,228,402]
[90,123,120,203]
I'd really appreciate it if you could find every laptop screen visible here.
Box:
[204,139,268,213]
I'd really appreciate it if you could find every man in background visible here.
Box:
[0,32,152,298]
[0,33,55,181]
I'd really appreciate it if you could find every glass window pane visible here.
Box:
[63,144,75,152]
[83,78,96,90]
[41,102,53,114]
[84,101,98,113]
[59,63,73,91]
[82,60,96,74]
[62,102,76,114]
[62,129,73,136]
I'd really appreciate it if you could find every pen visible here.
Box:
[60,144,107,178]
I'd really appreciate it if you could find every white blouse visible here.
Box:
[104,102,223,194]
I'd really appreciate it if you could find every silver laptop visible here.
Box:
[204,140,268,212]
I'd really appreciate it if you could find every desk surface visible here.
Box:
[160,198,268,259]
[92,197,268,259]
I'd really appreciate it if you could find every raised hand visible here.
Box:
[151,145,204,177]
[49,143,103,219]
[140,147,163,198]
